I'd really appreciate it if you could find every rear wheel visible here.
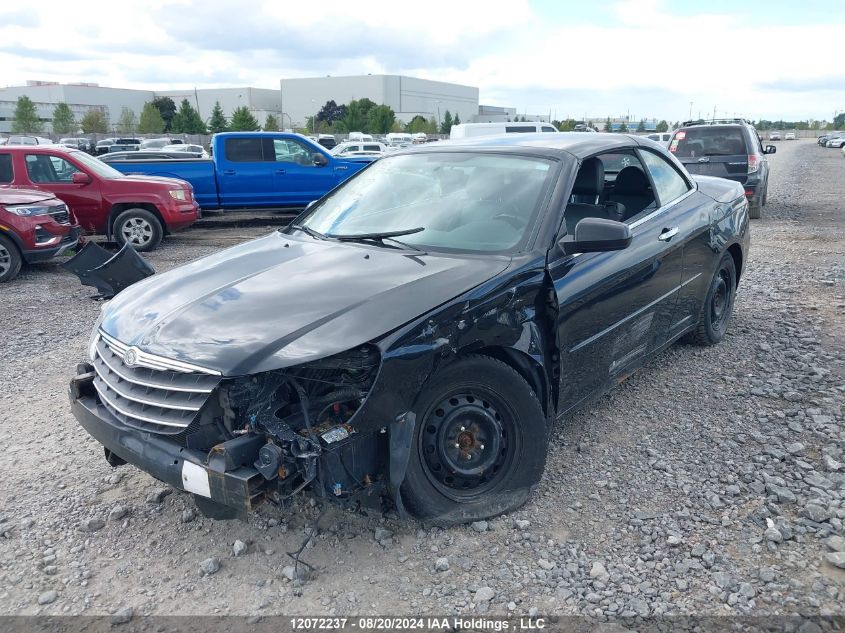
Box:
[401,355,547,525]
[0,234,22,283]
[113,208,163,252]
[687,252,737,346]
[748,201,761,219]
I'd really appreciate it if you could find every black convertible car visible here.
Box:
[70,133,749,524]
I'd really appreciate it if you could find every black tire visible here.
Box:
[762,185,768,206]
[401,355,547,525]
[0,234,22,283]
[113,208,163,252]
[687,252,737,346]
[748,201,761,219]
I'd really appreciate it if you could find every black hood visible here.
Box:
[101,232,510,375]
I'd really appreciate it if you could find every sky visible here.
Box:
[1,0,843,122]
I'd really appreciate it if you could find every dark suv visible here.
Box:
[669,119,775,218]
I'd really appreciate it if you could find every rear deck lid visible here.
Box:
[669,126,749,183]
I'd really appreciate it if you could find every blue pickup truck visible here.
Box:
[105,132,374,210]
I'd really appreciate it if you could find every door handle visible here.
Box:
[222,169,236,175]
[658,227,679,241]
[275,169,286,175]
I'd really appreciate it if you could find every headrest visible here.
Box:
[572,157,604,196]
[613,166,651,195]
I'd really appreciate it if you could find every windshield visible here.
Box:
[297,152,554,253]
[670,126,747,157]
[70,151,124,179]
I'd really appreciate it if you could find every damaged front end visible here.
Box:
[70,340,385,520]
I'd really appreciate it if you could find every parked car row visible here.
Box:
[818,132,845,148]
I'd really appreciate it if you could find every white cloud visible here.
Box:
[0,0,842,121]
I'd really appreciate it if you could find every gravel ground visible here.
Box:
[0,139,843,620]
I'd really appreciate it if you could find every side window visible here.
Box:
[25,154,80,183]
[541,126,557,132]
[639,150,690,206]
[0,154,12,183]
[273,139,315,165]
[224,138,265,162]
[363,144,381,151]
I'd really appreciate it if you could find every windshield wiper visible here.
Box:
[289,224,326,240]
[325,227,426,250]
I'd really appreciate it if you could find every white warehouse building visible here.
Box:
[0,75,482,133]
[280,75,479,129]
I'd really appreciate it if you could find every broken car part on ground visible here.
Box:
[69,133,750,525]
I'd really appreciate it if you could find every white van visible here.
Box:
[385,132,413,147]
[450,122,559,139]
[348,132,374,142]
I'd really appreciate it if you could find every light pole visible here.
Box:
[689,101,693,120]
[311,99,316,134]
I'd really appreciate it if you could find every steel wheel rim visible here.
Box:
[0,243,10,275]
[710,268,732,333]
[120,217,153,247]
[419,390,516,499]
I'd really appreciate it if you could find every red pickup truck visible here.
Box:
[0,146,199,251]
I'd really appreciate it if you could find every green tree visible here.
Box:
[587,120,594,130]
[618,122,629,133]
[440,110,453,135]
[208,101,228,133]
[604,117,613,132]
[367,104,396,134]
[11,96,42,133]
[834,112,845,130]
[391,120,405,133]
[263,114,280,131]
[453,112,461,126]
[636,119,646,132]
[655,120,669,133]
[316,100,347,124]
[51,102,76,134]
[405,115,429,134]
[138,102,166,133]
[152,96,177,131]
[80,109,108,133]
[558,119,577,131]
[337,99,369,133]
[229,106,260,131]
[171,99,206,134]
[116,107,137,134]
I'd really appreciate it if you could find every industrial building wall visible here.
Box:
[388,76,478,125]
[280,76,389,129]
[156,87,281,124]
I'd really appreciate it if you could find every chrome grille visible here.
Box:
[48,203,70,225]
[91,331,221,435]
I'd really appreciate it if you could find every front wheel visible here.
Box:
[401,355,548,525]
[113,208,163,252]
[686,252,737,346]
[0,234,22,282]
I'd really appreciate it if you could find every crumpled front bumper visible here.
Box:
[69,368,264,515]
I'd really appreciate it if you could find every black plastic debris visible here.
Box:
[62,242,155,299]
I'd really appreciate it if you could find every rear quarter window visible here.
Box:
[670,127,747,157]
[0,153,12,183]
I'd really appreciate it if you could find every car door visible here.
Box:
[270,137,337,205]
[22,152,103,232]
[216,137,276,207]
[549,152,685,410]
[636,147,711,340]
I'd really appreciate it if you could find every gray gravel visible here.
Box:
[0,140,842,617]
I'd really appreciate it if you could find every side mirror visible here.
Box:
[312,153,328,167]
[559,217,632,255]
[72,171,92,184]
[764,145,777,154]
